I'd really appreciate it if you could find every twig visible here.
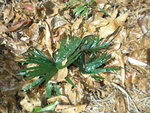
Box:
[111,82,141,113]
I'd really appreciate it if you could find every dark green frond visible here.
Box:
[55,36,82,69]
[73,4,86,16]
[54,83,61,96]
[23,78,45,91]
[81,35,109,52]
[46,83,52,99]
[90,67,120,74]
[18,49,58,91]
[65,76,76,87]
[32,101,59,113]
[91,75,104,80]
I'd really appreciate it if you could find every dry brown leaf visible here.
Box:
[0,104,7,113]
[52,27,66,43]
[125,72,132,89]
[44,1,55,16]
[99,22,118,38]
[55,104,86,113]
[76,82,84,103]
[137,14,149,34]
[75,104,87,113]
[13,13,22,24]
[20,95,41,112]
[140,36,150,49]
[3,5,14,23]
[45,21,53,56]
[24,23,39,41]
[99,11,128,38]
[35,6,46,19]
[8,40,29,56]
[131,72,139,85]
[55,105,72,112]
[72,18,83,30]
[91,15,108,27]
[112,51,126,86]
[48,95,69,103]
[62,107,76,113]
[0,21,8,33]
[8,19,32,32]
[115,12,129,26]
[51,16,69,29]
[23,4,35,11]
[95,0,107,8]
[114,28,127,49]
[64,83,76,104]
[55,68,68,82]
[136,78,149,91]
[84,77,94,89]
[84,21,96,33]
[115,92,127,113]
[98,11,127,38]
[110,9,118,20]
[64,82,84,104]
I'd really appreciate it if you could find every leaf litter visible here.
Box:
[0,0,150,113]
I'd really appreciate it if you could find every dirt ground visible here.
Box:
[0,0,150,113]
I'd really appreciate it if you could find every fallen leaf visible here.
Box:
[23,4,34,11]
[115,91,127,113]
[24,23,39,41]
[52,27,66,43]
[91,16,108,27]
[0,21,8,33]
[44,21,53,56]
[137,14,149,34]
[136,78,149,91]
[8,19,32,32]
[114,28,127,50]
[3,5,14,23]
[112,51,126,86]
[115,12,129,26]
[43,1,55,15]
[55,104,86,113]
[51,16,69,29]
[110,9,118,19]
[64,82,84,104]
[48,95,69,103]
[84,21,96,33]
[125,72,132,89]
[0,104,7,113]
[55,68,68,82]
[20,95,41,112]
[99,22,118,38]
[72,18,83,30]
[5,38,29,56]
[95,0,107,8]
[13,13,22,23]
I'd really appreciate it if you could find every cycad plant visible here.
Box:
[18,35,119,94]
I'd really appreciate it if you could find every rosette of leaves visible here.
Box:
[18,36,81,92]
[74,35,119,78]
[18,35,119,94]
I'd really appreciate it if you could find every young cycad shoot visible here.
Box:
[18,35,119,112]
[66,0,110,17]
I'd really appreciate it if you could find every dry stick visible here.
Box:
[111,82,141,113]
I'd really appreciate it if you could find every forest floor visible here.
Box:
[0,0,150,113]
